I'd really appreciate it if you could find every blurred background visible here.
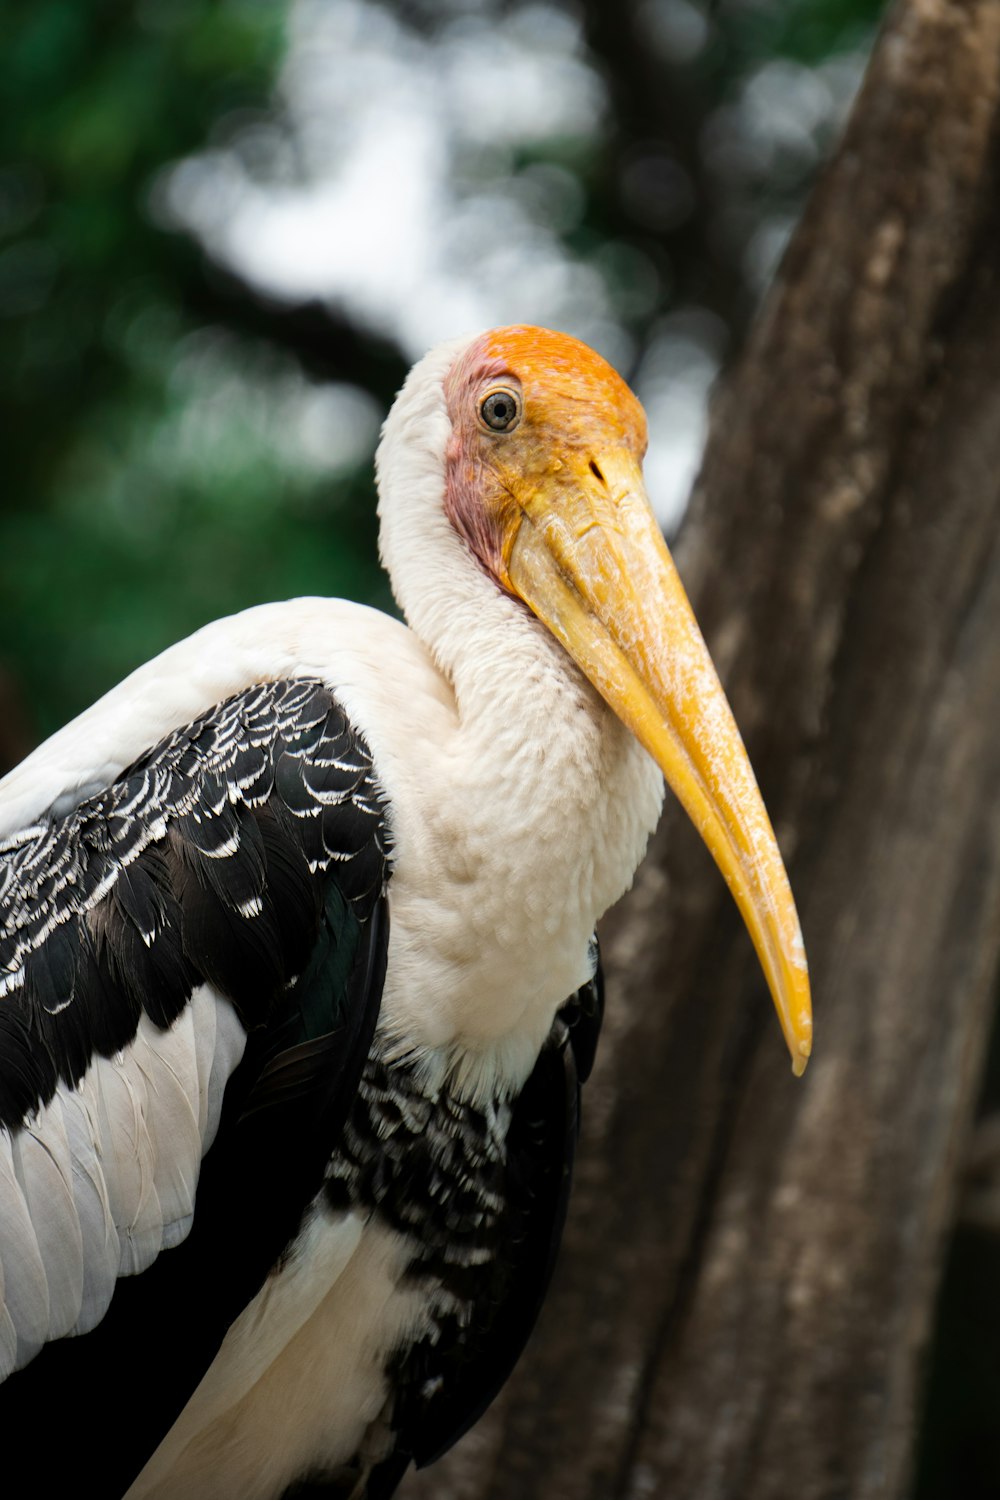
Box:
[3,0,996,1491]
[1,0,876,745]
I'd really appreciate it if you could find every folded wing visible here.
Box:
[0,676,392,1489]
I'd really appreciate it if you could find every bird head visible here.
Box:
[387,325,812,1076]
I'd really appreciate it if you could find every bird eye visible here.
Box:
[479,388,521,433]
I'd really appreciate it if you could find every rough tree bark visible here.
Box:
[408,1,1000,1496]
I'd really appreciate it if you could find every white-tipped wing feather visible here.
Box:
[0,987,245,1374]
[0,670,392,1495]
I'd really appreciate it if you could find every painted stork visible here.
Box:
[0,326,811,1498]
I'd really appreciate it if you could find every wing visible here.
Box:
[0,677,391,1493]
[358,946,605,1500]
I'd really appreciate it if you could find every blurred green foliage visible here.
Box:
[1,0,883,744]
[3,0,279,495]
[1,0,384,741]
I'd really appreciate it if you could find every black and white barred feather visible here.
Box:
[0,676,389,1126]
[0,677,392,1490]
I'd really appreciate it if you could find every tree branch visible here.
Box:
[180,260,411,403]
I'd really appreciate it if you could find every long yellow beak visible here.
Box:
[504,447,812,1075]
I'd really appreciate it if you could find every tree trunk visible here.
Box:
[408,1,1000,1496]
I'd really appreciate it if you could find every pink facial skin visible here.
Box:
[443,336,516,586]
[442,326,648,590]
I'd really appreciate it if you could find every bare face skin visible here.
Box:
[444,325,647,590]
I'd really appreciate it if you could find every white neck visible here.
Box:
[373,341,665,1097]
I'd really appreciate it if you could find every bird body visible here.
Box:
[0,327,810,1496]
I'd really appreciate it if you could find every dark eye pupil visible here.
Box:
[482,392,518,430]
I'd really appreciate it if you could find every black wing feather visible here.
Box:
[403,953,604,1472]
[0,677,393,1496]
